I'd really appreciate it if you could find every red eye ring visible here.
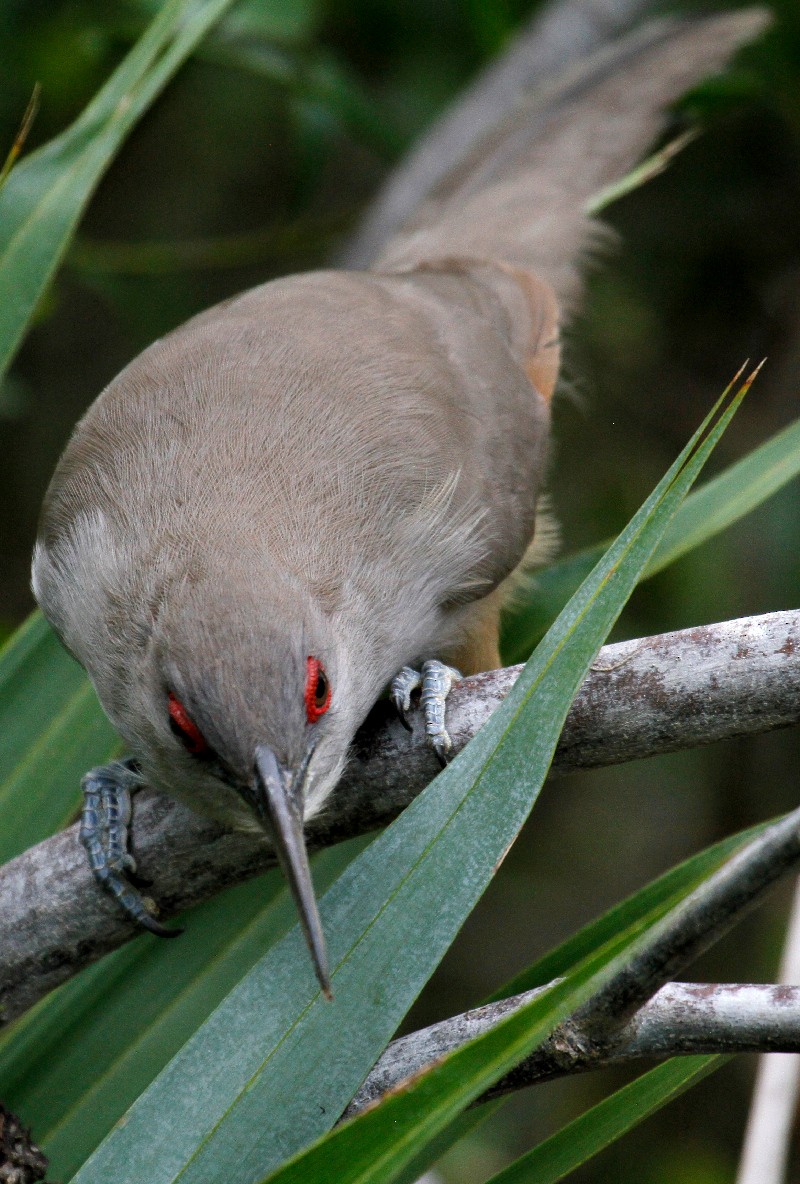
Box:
[305,657,331,724]
[168,692,210,756]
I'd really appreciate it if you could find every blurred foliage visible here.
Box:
[2,0,800,1181]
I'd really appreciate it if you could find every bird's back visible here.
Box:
[35,266,553,671]
[35,7,767,682]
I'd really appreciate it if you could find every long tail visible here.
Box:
[370,10,768,306]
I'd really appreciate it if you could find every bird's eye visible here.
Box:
[305,657,331,723]
[168,692,211,757]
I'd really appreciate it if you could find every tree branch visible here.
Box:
[736,875,800,1184]
[346,981,800,1118]
[2,608,799,1025]
[347,801,800,1116]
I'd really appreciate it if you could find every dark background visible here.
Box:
[3,0,800,1179]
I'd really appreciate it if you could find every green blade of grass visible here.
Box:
[484,1056,725,1184]
[0,842,365,1183]
[69,372,751,1184]
[0,613,120,862]
[503,403,800,663]
[0,0,241,383]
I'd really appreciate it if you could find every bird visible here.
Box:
[31,10,767,996]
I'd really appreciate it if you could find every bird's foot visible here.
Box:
[390,660,461,767]
[80,758,181,938]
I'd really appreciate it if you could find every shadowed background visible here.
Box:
[2,0,800,1179]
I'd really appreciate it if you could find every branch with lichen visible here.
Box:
[350,799,800,1114]
[1,608,798,1026]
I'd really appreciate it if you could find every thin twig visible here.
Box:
[736,876,800,1184]
[1,609,799,1024]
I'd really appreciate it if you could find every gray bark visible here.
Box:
[350,800,800,1114]
[736,876,800,1184]
[346,982,800,1117]
[1,608,799,1025]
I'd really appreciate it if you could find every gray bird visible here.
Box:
[32,11,767,995]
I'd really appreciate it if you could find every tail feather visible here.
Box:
[376,11,769,305]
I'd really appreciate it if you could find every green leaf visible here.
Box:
[3,803,761,1181]
[123,0,397,155]
[484,1056,725,1184]
[258,897,727,1184]
[0,841,365,1183]
[207,42,403,157]
[0,612,119,862]
[585,130,699,216]
[503,405,800,662]
[389,1106,500,1184]
[259,945,645,1184]
[397,818,766,1181]
[129,0,319,47]
[650,404,800,574]
[0,0,242,383]
[489,820,767,1002]
[70,372,750,1184]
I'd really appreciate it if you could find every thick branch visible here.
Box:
[1,609,799,1024]
[346,982,800,1117]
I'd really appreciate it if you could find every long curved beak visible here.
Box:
[252,744,331,999]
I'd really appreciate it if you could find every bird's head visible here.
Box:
[114,565,374,998]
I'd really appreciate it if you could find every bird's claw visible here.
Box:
[80,758,182,939]
[390,666,421,730]
[390,660,461,766]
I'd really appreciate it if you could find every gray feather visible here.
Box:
[33,11,767,830]
[377,11,770,305]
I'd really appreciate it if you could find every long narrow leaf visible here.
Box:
[259,943,653,1184]
[1,801,763,1179]
[0,613,119,861]
[484,1056,725,1184]
[390,819,766,1183]
[489,820,766,1002]
[70,372,751,1184]
[0,84,41,193]
[259,904,727,1184]
[389,1107,499,1184]
[0,842,365,1183]
[503,402,799,662]
[0,0,241,382]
